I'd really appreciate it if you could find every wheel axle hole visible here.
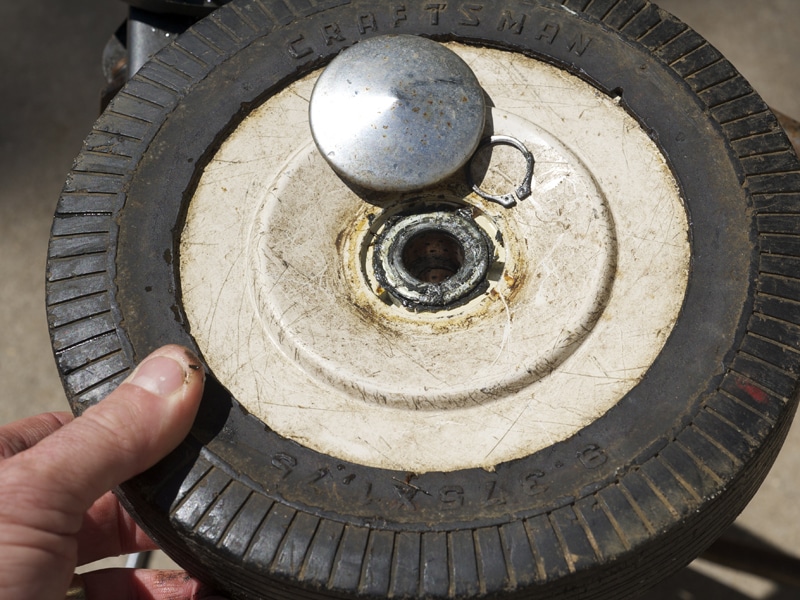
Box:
[401,230,464,284]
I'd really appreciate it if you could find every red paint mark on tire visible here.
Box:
[735,378,769,405]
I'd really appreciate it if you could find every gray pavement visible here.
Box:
[0,1,798,597]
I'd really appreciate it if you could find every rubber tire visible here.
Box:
[47,1,800,599]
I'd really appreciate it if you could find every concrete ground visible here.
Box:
[0,0,798,597]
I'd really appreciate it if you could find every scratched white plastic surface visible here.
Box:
[180,45,690,472]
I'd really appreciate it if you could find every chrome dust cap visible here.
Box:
[309,35,486,192]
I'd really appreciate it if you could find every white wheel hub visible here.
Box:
[180,45,690,472]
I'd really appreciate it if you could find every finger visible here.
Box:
[77,492,159,565]
[80,569,227,600]
[1,345,204,525]
[0,345,205,599]
[0,412,72,459]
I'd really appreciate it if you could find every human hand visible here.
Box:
[0,345,227,599]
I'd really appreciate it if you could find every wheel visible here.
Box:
[47,1,800,598]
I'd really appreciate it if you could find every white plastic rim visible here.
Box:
[180,44,690,473]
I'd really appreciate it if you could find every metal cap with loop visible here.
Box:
[309,34,486,192]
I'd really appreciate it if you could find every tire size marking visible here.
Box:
[439,485,465,509]
[268,445,607,514]
[482,480,506,506]
[522,471,548,497]
[578,445,608,470]
[271,454,374,505]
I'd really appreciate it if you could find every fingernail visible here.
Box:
[129,355,187,398]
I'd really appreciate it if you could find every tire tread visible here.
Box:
[299,519,345,586]
[173,469,233,532]
[603,0,646,31]
[328,525,370,591]
[573,496,627,561]
[388,532,422,598]
[548,509,597,572]
[197,482,253,544]
[524,514,570,581]
[473,527,508,595]
[245,503,299,568]
[637,15,686,51]
[219,492,275,559]
[64,350,129,397]
[272,512,321,577]
[584,0,624,22]
[499,520,539,587]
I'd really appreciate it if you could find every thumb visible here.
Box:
[0,344,205,533]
